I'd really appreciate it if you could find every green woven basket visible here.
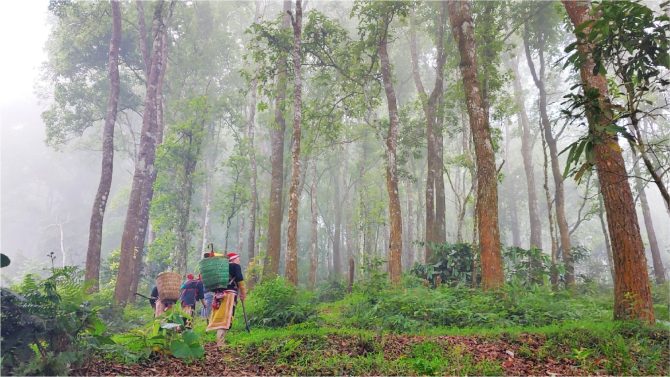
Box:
[199,256,229,290]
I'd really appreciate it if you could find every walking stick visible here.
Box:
[240,298,251,333]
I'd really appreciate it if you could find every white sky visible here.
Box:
[0,0,50,107]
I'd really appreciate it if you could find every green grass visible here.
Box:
[99,283,669,375]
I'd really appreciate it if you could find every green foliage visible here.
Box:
[105,305,204,363]
[412,242,478,287]
[42,0,143,147]
[1,267,108,375]
[150,96,211,268]
[561,0,670,180]
[404,341,445,375]
[246,277,317,328]
[356,255,390,295]
[315,279,347,303]
[503,246,551,286]
[541,321,670,375]
[345,284,611,332]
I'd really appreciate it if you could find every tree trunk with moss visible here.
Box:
[86,0,121,292]
[448,0,503,290]
[563,0,654,323]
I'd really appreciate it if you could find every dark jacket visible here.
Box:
[180,279,204,306]
[227,263,244,291]
[150,286,159,308]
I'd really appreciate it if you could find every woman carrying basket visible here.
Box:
[206,252,246,347]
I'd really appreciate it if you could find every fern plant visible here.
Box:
[1,267,103,375]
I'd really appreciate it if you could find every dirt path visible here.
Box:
[73,333,590,376]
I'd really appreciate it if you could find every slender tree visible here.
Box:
[115,1,170,304]
[562,0,654,323]
[263,0,292,280]
[308,160,319,289]
[448,0,504,290]
[522,19,574,287]
[285,0,303,286]
[633,158,666,284]
[376,4,404,285]
[408,2,447,262]
[246,0,262,263]
[129,20,171,302]
[85,0,121,292]
[507,54,542,252]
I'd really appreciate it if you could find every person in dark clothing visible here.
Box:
[206,252,246,347]
[180,273,205,317]
[150,286,159,310]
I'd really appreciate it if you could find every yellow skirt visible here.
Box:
[206,290,236,331]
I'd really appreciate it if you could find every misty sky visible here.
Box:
[0,1,49,106]
[0,1,667,283]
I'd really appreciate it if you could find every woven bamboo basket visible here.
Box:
[199,256,229,290]
[156,271,181,300]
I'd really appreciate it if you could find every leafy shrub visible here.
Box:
[355,255,390,295]
[315,279,347,303]
[545,322,669,375]
[1,267,107,375]
[345,283,609,331]
[503,246,551,286]
[107,304,204,363]
[246,277,316,328]
[412,242,477,287]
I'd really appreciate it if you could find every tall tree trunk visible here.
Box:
[175,152,199,274]
[128,23,171,302]
[563,0,654,323]
[378,19,403,285]
[522,29,573,287]
[541,119,560,288]
[115,1,168,305]
[448,0,504,290]
[136,1,150,77]
[624,84,670,212]
[200,164,212,253]
[237,213,246,254]
[85,0,121,292]
[435,99,447,245]
[247,0,262,262]
[597,184,615,283]
[634,159,666,284]
[332,164,343,276]
[504,118,522,247]
[405,179,415,269]
[309,161,318,289]
[263,0,291,280]
[508,55,542,251]
[409,2,447,262]
[246,92,259,260]
[285,0,302,286]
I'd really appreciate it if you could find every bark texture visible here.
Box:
[129,24,170,302]
[309,161,318,289]
[378,15,403,286]
[448,0,504,290]
[85,0,121,292]
[563,0,654,323]
[508,56,542,251]
[115,1,169,305]
[263,0,292,280]
[409,2,447,262]
[285,0,302,286]
[522,30,573,286]
[633,160,666,284]
[246,0,262,263]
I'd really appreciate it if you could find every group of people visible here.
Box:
[149,252,247,346]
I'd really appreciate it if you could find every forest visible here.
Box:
[1,0,669,375]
